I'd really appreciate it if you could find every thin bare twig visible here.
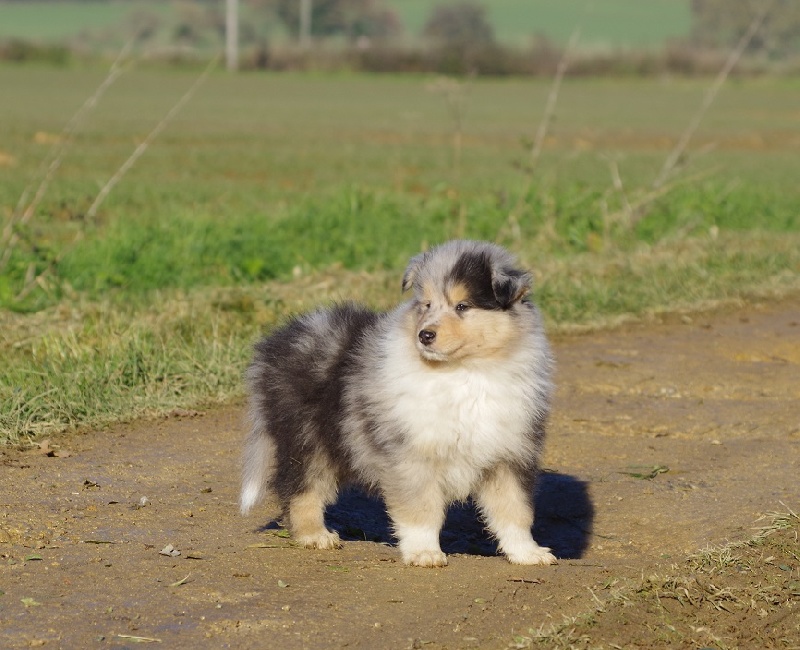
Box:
[528,28,581,175]
[604,155,633,223]
[86,52,221,221]
[0,38,137,272]
[426,75,471,177]
[426,75,473,237]
[609,166,720,232]
[503,28,580,240]
[651,4,771,191]
[14,54,221,302]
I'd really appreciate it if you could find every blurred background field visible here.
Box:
[1,0,691,51]
[2,0,796,74]
[1,0,799,443]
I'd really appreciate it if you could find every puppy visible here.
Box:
[241,240,556,567]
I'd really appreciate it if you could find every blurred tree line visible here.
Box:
[119,0,497,51]
[4,0,800,72]
[8,0,800,56]
[691,0,800,56]
[260,0,497,49]
[264,0,402,42]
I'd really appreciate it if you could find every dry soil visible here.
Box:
[1,298,798,649]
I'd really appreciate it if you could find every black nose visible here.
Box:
[418,329,436,345]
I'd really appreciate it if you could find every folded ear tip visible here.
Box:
[492,267,532,308]
[402,252,426,292]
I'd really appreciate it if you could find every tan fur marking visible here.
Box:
[475,464,556,565]
[414,279,524,362]
[384,488,446,529]
[475,464,533,531]
[510,281,529,305]
[287,451,340,549]
[446,282,470,306]
[384,481,448,567]
[426,309,520,361]
[419,282,436,307]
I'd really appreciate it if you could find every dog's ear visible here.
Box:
[492,266,532,308]
[402,252,426,292]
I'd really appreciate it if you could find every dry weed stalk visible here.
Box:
[527,28,581,177]
[14,54,221,302]
[426,75,471,184]
[426,75,473,237]
[603,0,770,233]
[502,28,580,243]
[0,38,137,273]
[86,52,220,221]
[606,3,775,232]
[651,3,772,193]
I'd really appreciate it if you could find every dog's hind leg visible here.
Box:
[475,463,556,566]
[288,451,341,550]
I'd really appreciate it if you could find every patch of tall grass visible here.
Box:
[1,297,253,444]
[3,227,799,445]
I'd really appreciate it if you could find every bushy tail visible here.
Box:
[240,422,276,515]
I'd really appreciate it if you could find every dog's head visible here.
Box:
[402,240,533,362]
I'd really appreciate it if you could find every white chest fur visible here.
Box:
[376,332,544,499]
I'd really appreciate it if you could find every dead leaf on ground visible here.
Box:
[114,634,162,643]
[165,408,205,419]
[31,440,71,458]
[246,543,284,549]
[159,544,181,557]
[620,465,670,480]
[169,574,191,587]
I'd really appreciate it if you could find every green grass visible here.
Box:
[3,230,798,444]
[1,64,799,443]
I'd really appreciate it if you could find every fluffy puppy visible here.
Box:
[241,240,556,567]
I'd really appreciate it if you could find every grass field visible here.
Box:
[0,0,692,49]
[1,63,799,444]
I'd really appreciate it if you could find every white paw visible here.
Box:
[505,544,557,566]
[403,549,448,567]
[296,530,341,550]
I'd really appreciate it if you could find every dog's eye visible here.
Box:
[420,301,431,311]
[455,302,471,313]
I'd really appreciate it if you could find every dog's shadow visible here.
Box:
[320,471,593,559]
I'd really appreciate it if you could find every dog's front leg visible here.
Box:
[475,463,556,566]
[384,479,448,567]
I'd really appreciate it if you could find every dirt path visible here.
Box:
[2,299,799,649]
